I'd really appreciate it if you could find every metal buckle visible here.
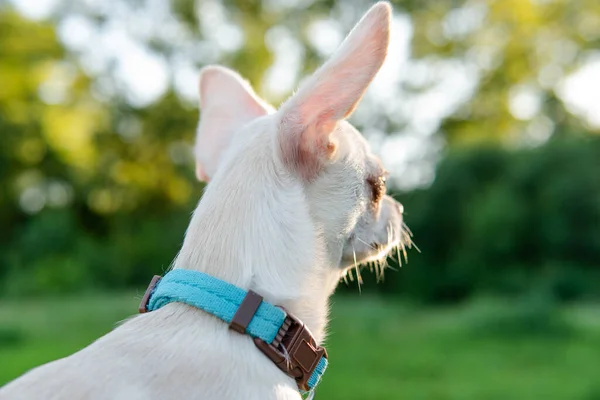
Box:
[138,275,162,313]
[254,311,327,392]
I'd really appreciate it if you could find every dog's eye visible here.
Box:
[367,175,386,204]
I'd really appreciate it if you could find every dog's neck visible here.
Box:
[173,132,341,342]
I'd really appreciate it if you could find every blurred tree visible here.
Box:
[0,10,78,278]
[1,0,600,297]
[37,0,600,144]
[0,8,200,291]
[407,0,600,145]
[3,0,598,208]
[382,133,600,304]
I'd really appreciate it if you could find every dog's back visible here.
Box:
[1,303,301,400]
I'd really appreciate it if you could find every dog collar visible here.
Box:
[138,269,328,394]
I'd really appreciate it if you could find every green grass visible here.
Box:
[1,293,600,399]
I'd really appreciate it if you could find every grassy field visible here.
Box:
[1,293,600,399]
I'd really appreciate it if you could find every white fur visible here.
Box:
[0,3,404,399]
[194,66,275,181]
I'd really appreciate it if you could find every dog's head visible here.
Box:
[193,2,407,275]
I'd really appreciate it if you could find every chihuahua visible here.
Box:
[1,2,408,399]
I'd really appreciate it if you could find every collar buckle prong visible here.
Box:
[254,312,327,392]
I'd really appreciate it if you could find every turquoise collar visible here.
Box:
[139,269,328,393]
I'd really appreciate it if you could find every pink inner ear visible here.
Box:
[280,110,338,181]
[195,163,210,182]
[276,2,390,181]
[194,66,273,182]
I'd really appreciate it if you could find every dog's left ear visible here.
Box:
[277,2,391,181]
[195,66,273,182]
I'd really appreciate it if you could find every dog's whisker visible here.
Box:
[411,241,421,254]
[401,223,420,254]
[352,244,362,293]
[345,219,415,288]
[402,221,414,237]
[355,237,376,249]
[402,244,409,264]
[405,238,419,256]
[386,257,399,272]
[355,264,363,292]
[342,270,349,285]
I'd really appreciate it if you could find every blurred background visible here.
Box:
[1,0,600,398]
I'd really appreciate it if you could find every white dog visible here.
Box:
[1,2,408,399]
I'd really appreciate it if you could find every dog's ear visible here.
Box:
[277,2,391,180]
[195,66,273,182]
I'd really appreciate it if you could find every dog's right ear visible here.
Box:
[276,2,391,181]
[195,66,273,182]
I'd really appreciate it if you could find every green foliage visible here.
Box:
[3,133,600,301]
[1,2,600,302]
[374,134,600,303]
[406,0,600,145]
[2,207,192,296]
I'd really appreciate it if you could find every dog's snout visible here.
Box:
[382,195,403,216]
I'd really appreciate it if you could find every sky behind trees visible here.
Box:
[5,0,599,192]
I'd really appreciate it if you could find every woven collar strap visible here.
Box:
[138,269,328,393]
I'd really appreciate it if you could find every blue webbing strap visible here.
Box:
[306,356,328,392]
[146,269,327,392]
[147,269,285,343]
